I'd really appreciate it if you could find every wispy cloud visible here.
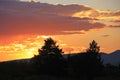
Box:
[73,9,120,19]
[112,20,120,23]
[102,35,110,37]
[110,25,120,28]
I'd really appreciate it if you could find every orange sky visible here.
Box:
[0,0,120,62]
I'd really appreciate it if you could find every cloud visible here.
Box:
[112,20,120,23]
[0,0,105,36]
[73,9,120,18]
[102,35,110,37]
[109,25,120,28]
[62,47,74,53]
[72,9,120,30]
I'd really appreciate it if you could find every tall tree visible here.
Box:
[87,40,101,60]
[86,40,102,80]
[32,38,65,75]
[38,37,63,57]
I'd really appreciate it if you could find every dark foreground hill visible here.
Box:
[0,50,120,80]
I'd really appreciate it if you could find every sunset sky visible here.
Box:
[0,0,120,62]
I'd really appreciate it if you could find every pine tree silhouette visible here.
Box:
[38,37,63,57]
[86,40,102,80]
[87,40,100,53]
[32,38,65,75]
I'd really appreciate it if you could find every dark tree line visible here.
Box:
[31,38,103,80]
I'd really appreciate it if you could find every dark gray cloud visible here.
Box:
[0,0,105,35]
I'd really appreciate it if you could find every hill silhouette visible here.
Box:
[1,50,120,66]
[101,50,120,66]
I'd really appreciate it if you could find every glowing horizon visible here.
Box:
[0,0,120,62]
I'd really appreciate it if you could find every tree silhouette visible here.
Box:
[87,40,100,53]
[32,38,66,75]
[87,40,101,66]
[68,40,103,80]
[31,39,103,77]
[86,40,103,80]
[38,37,63,57]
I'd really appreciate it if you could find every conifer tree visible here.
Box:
[87,40,100,53]
[38,37,63,57]
[32,38,65,75]
[86,40,102,80]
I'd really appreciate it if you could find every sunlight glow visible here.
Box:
[29,0,37,2]
[20,0,38,2]
[41,35,52,39]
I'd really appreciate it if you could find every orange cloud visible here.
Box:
[73,9,120,19]
[72,9,120,29]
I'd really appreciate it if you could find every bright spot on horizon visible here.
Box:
[20,0,38,2]
[29,0,37,2]
[41,36,53,39]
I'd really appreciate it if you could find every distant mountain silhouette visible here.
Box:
[1,58,31,64]
[64,50,120,66]
[101,50,120,66]
[1,50,120,66]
